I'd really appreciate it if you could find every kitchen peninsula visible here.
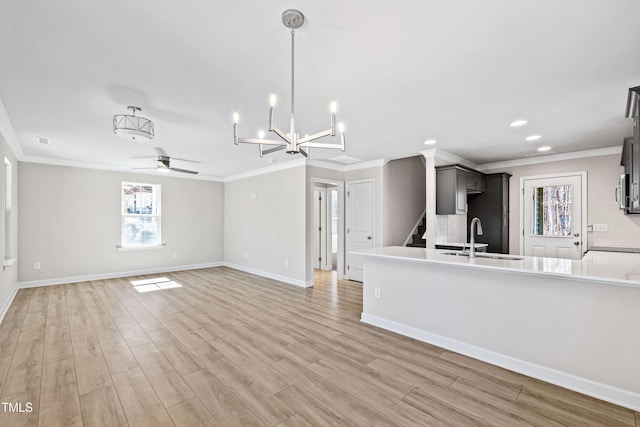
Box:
[358,246,640,411]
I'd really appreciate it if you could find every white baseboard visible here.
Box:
[17,262,224,289]
[223,262,312,288]
[361,313,640,412]
[0,283,19,325]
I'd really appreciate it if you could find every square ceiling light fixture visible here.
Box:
[113,106,154,142]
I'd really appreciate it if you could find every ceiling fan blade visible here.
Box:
[131,167,158,170]
[169,167,199,175]
[168,157,201,164]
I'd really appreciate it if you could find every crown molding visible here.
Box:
[307,158,387,172]
[477,146,622,171]
[0,98,25,160]
[421,148,478,170]
[224,158,306,182]
[21,155,225,182]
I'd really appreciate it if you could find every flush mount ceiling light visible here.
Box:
[113,106,154,142]
[232,9,345,158]
[424,139,437,145]
[526,135,541,141]
[509,120,528,127]
[537,146,552,152]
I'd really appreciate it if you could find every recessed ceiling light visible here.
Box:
[424,139,437,145]
[526,135,541,141]
[510,120,528,127]
[537,146,552,152]
[37,136,49,144]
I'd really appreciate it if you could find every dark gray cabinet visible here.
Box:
[436,166,468,214]
[467,173,511,253]
[436,165,485,215]
[466,170,485,193]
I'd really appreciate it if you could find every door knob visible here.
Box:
[367,236,372,240]
[573,233,580,237]
[573,241,580,246]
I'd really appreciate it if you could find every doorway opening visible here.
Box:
[311,178,345,281]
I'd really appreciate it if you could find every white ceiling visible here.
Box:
[1,0,638,178]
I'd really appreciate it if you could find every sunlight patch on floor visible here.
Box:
[130,277,181,292]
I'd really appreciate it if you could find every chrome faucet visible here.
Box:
[469,217,484,259]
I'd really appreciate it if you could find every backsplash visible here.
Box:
[435,214,467,243]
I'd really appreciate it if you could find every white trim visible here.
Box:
[519,171,588,257]
[421,148,478,170]
[0,283,19,325]
[306,158,387,172]
[477,146,622,171]
[17,262,224,289]
[361,313,640,411]
[222,262,312,288]
[224,158,306,182]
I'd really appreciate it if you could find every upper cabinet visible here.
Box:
[466,170,485,194]
[436,165,485,215]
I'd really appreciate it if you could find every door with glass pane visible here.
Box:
[522,174,585,259]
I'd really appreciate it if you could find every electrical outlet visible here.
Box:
[33,262,41,270]
[592,224,608,232]
[374,288,381,299]
[284,259,289,267]
[250,192,257,200]
[172,252,178,259]
[243,252,249,259]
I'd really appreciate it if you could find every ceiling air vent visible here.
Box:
[328,155,363,164]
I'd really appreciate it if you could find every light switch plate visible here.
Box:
[592,224,608,232]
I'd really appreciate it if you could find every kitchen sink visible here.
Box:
[440,251,524,261]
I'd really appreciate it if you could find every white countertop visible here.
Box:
[355,246,640,288]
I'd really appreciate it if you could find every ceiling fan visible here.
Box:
[133,148,200,175]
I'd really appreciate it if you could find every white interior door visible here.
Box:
[346,180,374,281]
[522,173,586,259]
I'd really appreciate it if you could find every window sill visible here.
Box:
[117,244,166,251]
[3,257,17,271]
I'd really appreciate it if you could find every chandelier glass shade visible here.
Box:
[113,106,154,142]
[233,9,346,158]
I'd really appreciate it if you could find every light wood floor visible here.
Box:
[0,267,637,426]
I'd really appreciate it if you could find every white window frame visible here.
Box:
[121,181,162,249]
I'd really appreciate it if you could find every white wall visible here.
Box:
[225,165,307,286]
[0,134,18,317]
[383,156,426,246]
[18,163,224,283]
[483,153,640,254]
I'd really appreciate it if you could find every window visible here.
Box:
[532,184,572,237]
[121,182,161,248]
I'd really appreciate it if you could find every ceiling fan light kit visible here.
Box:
[233,9,346,159]
[113,106,155,142]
